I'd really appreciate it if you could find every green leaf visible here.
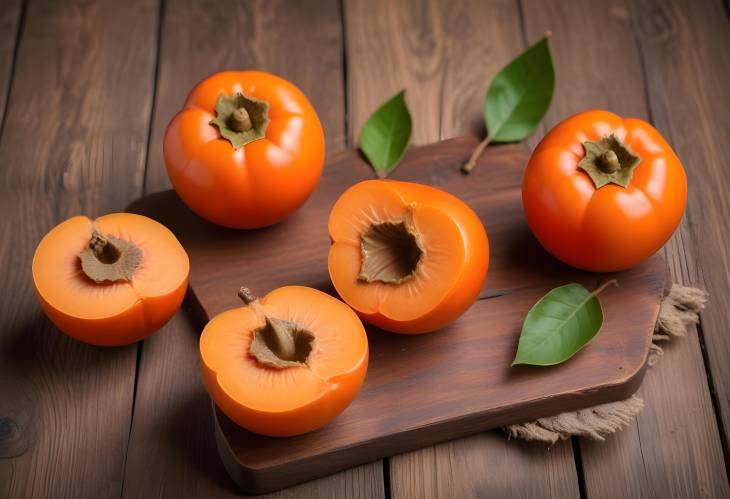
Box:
[359,90,412,177]
[485,36,554,143]
[512,280,616,366]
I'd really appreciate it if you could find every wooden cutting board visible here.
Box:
[129,136,669,494]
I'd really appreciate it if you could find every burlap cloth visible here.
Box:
[504,285,708,443]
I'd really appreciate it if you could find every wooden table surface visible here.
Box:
[1,0,728,497]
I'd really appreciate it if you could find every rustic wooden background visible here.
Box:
[0,0,728,497]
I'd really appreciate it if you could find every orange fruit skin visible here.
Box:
[32,214,189,346]
[522,110,687,272]
[163,70,325,229]
[328,180,489,334]
[200,286,368,437]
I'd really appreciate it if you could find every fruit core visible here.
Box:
[358,215,424,284]
[78,229,142,283]
[238,287,315,369]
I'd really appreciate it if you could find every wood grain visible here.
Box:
[345,0,528,146]
[0,0,158,497]
[0,0,22,123]
[344,0,581,497]
[144,0,345,192]
[121,1,385,497]
[389,436,578,499]
[131,137,669,493]
[521,0,730,496]
[630,0,730,460]
[0,0,725,496]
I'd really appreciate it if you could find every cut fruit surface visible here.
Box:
[328,180,489,334]
[32,213,189,346]
[199,286,368,437]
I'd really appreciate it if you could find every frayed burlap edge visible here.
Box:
[503,284,708,444]
[648,285,708,366]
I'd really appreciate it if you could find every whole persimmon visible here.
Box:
[200,286,368,437]
[328,180,489,334]
[164,70,325,229]
[32,213,189,346]
[522,110,687,272]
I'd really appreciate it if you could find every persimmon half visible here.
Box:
[32,213,189,346]
[164,70,325,229]
[200,286,368,437]
[328,180,489,334]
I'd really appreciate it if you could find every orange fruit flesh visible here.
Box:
[328,180,488,334]
[32,213,189,346]
[199,286,369,437]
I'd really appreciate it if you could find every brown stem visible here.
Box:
[461,135,492,174]
[578,135,641,189]
[240,287,314,368]
[210,92,270,149]
[89,230,107,250]
[597,150,620,173]
[228,107,252,132]
[238,286,257,305]
[88,230,120,264]
[78,230,142,283]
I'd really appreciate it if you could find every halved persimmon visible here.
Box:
[200,286,368,437]
[32,213,189,346]
[328,180,489,334]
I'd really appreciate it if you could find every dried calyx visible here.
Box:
[239,287,314,369]
[358,207,425,284]
[210,92,270,149]
[578,134,642,189]
[78,230,142,283]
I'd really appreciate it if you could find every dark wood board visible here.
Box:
[130,136,669,493]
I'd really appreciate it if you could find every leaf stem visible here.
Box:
[591,279,618,298]
[461,135,492,174]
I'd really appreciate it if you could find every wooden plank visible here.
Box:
[143,0,346,193]
[0,0,22,122]
[521,0,730,496]
[390,436,577,499]
[344,0,580,497]
[122,1,386,496]
[630,0,730,461]
[0,0,158,498]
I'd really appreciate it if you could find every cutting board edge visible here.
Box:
[213,356,650,494]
